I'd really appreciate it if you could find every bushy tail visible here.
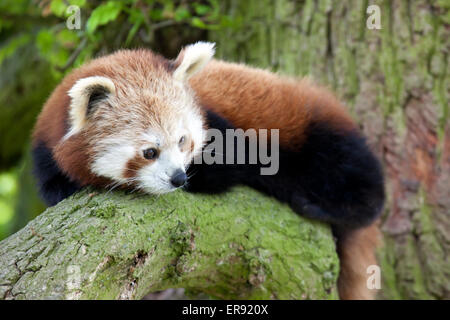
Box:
[335,222,381,300]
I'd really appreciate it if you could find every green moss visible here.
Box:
[413,190,447,298]
[377,237,402,300]
[88,202,119,219]
[379,189,448,300]
[0,187,339,299]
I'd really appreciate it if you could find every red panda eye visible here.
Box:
[143,148,158,160]
[179,135,186,146]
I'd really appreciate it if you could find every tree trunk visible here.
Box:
[0,187,338,300]
[210,0,449,299]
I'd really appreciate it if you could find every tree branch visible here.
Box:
[0,187,338,300]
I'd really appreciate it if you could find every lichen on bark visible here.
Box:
[0,187,339,300]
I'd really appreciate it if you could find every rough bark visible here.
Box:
[211,0,449,299]
[0,187,338,300]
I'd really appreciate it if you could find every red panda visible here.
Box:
[32,42,384,300]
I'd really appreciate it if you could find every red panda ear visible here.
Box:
[65,76,115,139]
[173,42,215,82]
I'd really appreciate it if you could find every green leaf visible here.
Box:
[194,4,211,16]
[149,8,163,20]
[36,29,70,68]
[51,47,70,68]
[57,29,80,47]
[125,20,143,45]
[86,1,123,34]
[219,15,233,27]
[74,43,94,67]
[191,17,206,29]
[174,6,191,22]
[36,29,55,56]
[50,0,67,17]
[162,2,175,19]
[68,0,87,7]
[0,173,17,197]
[128,7,144,23]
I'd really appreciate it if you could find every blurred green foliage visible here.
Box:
[1,0,232,73]
[0,0,236,240]
[0,171,17,240]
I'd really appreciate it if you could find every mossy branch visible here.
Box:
[0,187,339,300]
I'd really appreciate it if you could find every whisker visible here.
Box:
[186,171,197,180]
[105,181,123,195]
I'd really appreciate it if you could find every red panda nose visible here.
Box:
[170,170,187,188]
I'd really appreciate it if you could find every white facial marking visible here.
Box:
[141,131,162,147]
[91,139,135,184]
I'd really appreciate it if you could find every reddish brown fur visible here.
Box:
[190,60,356,150]
[337,223,381,299]
[53,132,111,187]
[123,153,154,179]
[33,50,172,187]
[33,49,379,299]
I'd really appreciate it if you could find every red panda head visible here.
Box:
[34,42,215,195]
